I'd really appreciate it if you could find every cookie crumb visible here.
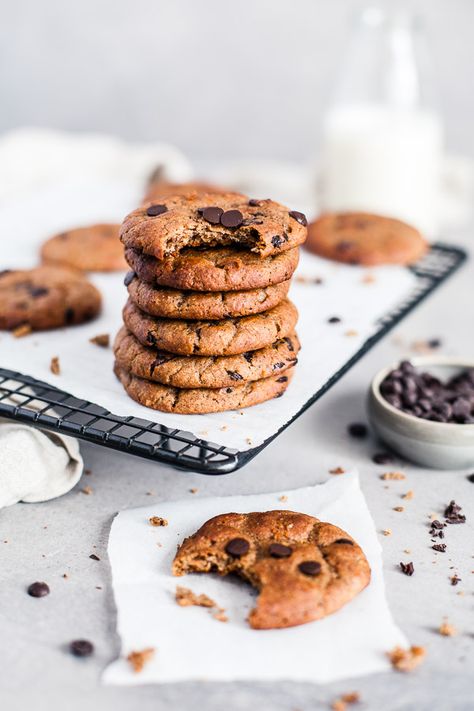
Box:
[387,645,426,672]
[50,356,60,375]
[402,490,414,500]
[331,692,360,711]
[189,488,198,494]
[213,608,229,623]
[246,437,253,445]
[362,273,376,284]
[381,471,406,481]
[404,548,411,554]
[330,467,345,475]
[381,529,392,536]
[175,586,215,608]
[220,425,228,431]
[81,486,93,495]
[439,620,457,637]
[279,495,288,502]
[345,329,358,337]
[12,323,32,338]
[126,647,155,673]
[149,516,168,527]
[89,333,110,348]
[393,506,405,512]
[450,574,461,586]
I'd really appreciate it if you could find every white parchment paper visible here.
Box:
[0,179,417,452]
[103,471,407,684]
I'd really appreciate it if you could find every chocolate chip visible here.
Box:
[428,338,442,348]
[271,235,284,248]
[467,473,474,483]
[268,543,292,558]
[150,354,174,375]
[348,423,367,438]
[276,376,288,383]
[372,452,394,465]
[451,574,461,586]
[288,210,307,227]
[248,199,261,206]
[124,271,136,286]
[283,336,294,351]
[336,240,353,252]
[334,538,354,545]
[225,387,233,393]
[298,561,321,576]
[243,352,254,363]
[30,286,48,298]
[64,308,75,324]
[432,544,446,552]
[146,204,167,217]
[70,639,94,657]
[225,537,249,557]
[146,331,157,346]
[201,206,223,224]
[226,370,243,381]
[89,554,100,561]
[328,316,341,324]
[444,500,466,524]
[27,581,50,597]
[272,362,285,371]
[400,561,414,576]
[220,209,243,228]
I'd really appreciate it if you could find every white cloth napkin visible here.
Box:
[103,471,407,685]
[0,417,83,508]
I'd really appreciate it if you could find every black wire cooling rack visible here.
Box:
[0,243,466,475]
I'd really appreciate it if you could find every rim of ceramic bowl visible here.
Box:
[370,355,474,432]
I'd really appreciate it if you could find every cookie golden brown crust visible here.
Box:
[41,224,127,272]
[306,212,428,266]
[125,246,300,292]
[0,266,102,331]
[114,363,293,414]
[122,298,299,356]
[172,510,371,629]
[121,192,307,260]
[113,325,300,388]
[143,180,228,205]
[126,274,291,320]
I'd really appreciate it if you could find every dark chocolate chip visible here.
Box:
[220,209,243,228]
[70,639,94,657]
[334,538,354,545]
[328,316,341,324]
[248,199,261,206]
[27,581,50,597]
[432,544,446,552]
[428,338,442,348]
[226,370,243,381]
[298,561,321,576]
[243,351,254,363]
[283,336,294,351]
[271,235,284,248]
[124,271,136,286]
[336,240,353,252]
[288,210,307,227]
[348,423,368,438]
[30,286,48,298]
[268,543,292,558]
[146,204,167,217]
[276,376,288,383]
[64,308,75,324]
[201,206,223,224]
[146,331,157,346]
[225,387,233,393]
[372,452,394,465]
[444,500,466,524]
[451,574,461,586]
[400,561,414,576]
[89,554,100,561]
[150,354,174,376]
[225,537,249,557]
[272,362,286,371]
[467,473,474,483]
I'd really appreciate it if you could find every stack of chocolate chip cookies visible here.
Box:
[113,192,307,414]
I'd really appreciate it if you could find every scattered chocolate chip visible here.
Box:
[400,561,415,576]
[288,210,307,227]
[444,500,466,524]
[328,316,341,324]
[428,338,442,349]
[201,206,223,224]
[298,561,321,576]
[372,452,394,465]
[334,538,354,545]
[70,639,94,657]
[89,554,100,561]
[450,574,461,586]
[220,209,243,228]
[27,581,50,597]
[348,423,368,438]
[271,235,284,248]
[225,538,249,557]
[467,473,474,483]
[124,271,136,286]
[226,370,243,381]
[146,204,167,217]
[268,543,292,558]
[430,519,445,530]
[432,544,447,552]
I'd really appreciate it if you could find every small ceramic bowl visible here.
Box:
[367,356,474,469]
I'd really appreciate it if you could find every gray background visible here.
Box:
[0,0,473,162]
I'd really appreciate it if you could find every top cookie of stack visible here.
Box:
[114,191,307,415]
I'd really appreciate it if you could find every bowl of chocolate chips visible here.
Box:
[368,357,474,469]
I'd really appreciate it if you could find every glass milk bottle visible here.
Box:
[320,6,443,236]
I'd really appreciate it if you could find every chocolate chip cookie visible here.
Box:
[41,223,127,272]
[123,298,298,356]
[125,246,299,292]
[173,510,371,629]
[114,363,293,414]
[113,325,300,388]
[126,273,291,320]
[0,267,102,331]
[306,212,428,266]
[143,179,228,205]
[121,192,307,260]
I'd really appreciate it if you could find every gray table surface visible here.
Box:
[1,231,473,711]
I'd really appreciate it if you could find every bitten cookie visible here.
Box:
[41,223,127,272]
[143,179,228,205]
[126,273,291,320]
[173,510,371,629]
[0,266,102,331]
[306,212,428,266]
[121,192,307,260]
[125,246,299,292]
[122,298,299,356]
[114,363,293,414]
[113,326,300,388]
